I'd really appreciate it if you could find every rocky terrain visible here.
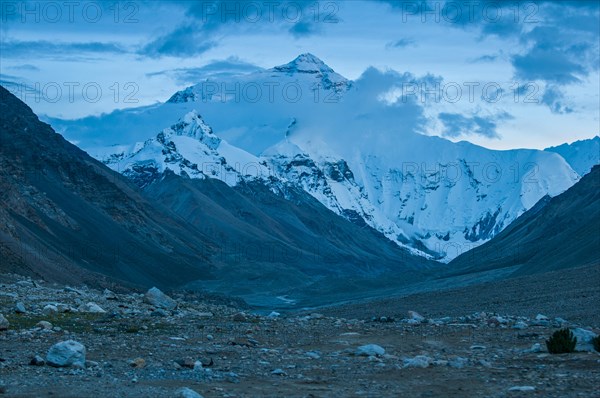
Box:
[1,274,598,398]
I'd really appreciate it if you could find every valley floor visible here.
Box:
[0,268,599,398]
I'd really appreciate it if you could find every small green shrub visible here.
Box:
[546,328,577,354]
[592,335,600,352]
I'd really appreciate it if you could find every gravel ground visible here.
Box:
[1,272,599,397]
[315,265,600,328]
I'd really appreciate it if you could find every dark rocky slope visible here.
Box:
[449,165,600,276]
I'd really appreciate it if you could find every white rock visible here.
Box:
[535,314,549,321]
[508,386,535,392]
[571,328,598,352]
[268,311,281,318]
[43,304,58,314]
[355,344,385,357]
[46,340,86,368]
[271,368,287,376]
[175,387,204,398]
[403,355,432,368]
[448,357,468,368]
[408,311,425,322]
[145,287,177,310]
[15,302,27,314]
[513,321,528,330]
[37,321,53,330]
[525,343,543,353]
[0,314,9,330]
[80,302,106,313]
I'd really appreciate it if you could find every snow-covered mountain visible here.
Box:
[99,110,271,188]
[56,54,584,262]
[545,136,599,177]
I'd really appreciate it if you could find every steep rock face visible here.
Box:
[0,85,214,288]
[449,165,600,275]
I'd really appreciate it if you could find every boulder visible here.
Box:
[15,302,27,314]
[355,344,385,357]
[175,387,204,398]
[144,287,177,310]
[571,328,598,352]
[80,302,106,313]
[403,355,432,368]
[408,311,425,322]
[46,340,86,368]
[0,314,9,331]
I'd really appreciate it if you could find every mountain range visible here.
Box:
[49,54,598,262]
[0,84,437,308]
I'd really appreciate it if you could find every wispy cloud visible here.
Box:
[147,56,263,83]
[438,110,513,139]
[386,38,416,49]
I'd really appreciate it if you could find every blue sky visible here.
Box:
[0,0,598,149]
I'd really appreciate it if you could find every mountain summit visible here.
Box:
[272,53,335,74]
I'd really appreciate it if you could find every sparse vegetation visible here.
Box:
[592,335,600,352]
[546,328,577,354]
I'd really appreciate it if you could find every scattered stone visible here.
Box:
[508,386,536,392]
[36,321,53,330]
[15,302,26,314]
[513,321,528,330]
[144,287,177,310]
[535,314,549,321]
[448,356,468,368]
[46,340,86,368]
[268,311,281,318]
[176,358,196,369]
[43,304,58,315]
[525,343,543,353]
[0,315,9,331]
[470,345,486,350]
[306,351,321,359]
[229,337,258,347]
[151,309,169,317]
[271,368,287,376]
[571,328,598,352]
[355,344,385,357]
[232,312,247,322]
[403,355,432,368]
[206,334,214,341]
[30,355,45,366]
[129,358,146,368]
[64,287,85,295]
[80,302,106,313]
[103,289,118,300]
[407,310,425,323]
[175,387,205,398]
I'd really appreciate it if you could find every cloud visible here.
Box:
[147,56,263,83]
[139,24,217,58]
[6,64,40,71]
[541,85,573,114]
[470,54,498,63]
[0,40,126,58]
[386,38,416,49]
[289,21,320,38]
[438,110,513,139]
[512,45,586,85]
